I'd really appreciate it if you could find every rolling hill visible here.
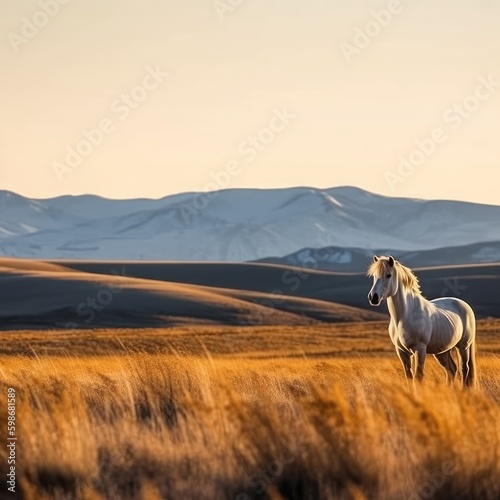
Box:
[0,258,384,329]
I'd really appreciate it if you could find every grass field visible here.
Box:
[1,321,499,500]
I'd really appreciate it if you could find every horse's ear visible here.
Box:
[388,256,395,267]
[373,255,379,262]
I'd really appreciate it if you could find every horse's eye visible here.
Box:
[386,274,392,278]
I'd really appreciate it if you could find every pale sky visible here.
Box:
[1,0,499,204]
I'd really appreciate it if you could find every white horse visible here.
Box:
[367,255,477,387]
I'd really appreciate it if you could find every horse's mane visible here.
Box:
[367,257,421,294]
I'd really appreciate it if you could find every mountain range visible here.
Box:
[1,186,500,265]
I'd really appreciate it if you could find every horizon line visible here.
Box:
[1,185,499,207]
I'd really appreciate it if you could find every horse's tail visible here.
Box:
[466,336,478,389]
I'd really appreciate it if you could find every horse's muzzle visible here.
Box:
[368,292,381,306]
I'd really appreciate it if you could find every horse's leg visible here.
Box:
[458,317,478,389]
[434,351,457,385]
[396,348,413,380]
[459,345,475,388]
[414,344,426,382]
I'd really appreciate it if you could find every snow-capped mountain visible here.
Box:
[259,241,500,272]
[1,187,500,261]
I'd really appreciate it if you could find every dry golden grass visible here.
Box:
[0,321,499,500]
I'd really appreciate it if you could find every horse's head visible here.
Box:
[367,255,397,306]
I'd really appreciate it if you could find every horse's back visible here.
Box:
[430,297,476,344]
[431,297,474,319]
